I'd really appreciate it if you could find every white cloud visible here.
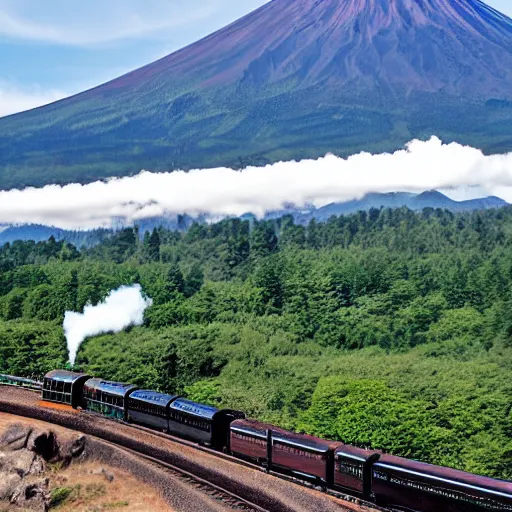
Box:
[0,137,511,230]
[0,82,67,117]
[0,0,266,46]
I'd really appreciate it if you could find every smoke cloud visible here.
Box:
[1,137,512,230]
[63,284,153,365]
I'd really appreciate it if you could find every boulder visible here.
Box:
[10,478,50,512]
[0,425,32,451]
[10,450,38,477]
[0,474,22,500]
[0,424,87,512]
[27,430,58,461]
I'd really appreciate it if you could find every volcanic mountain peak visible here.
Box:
[107,0,512,96]
[0,0,511,189]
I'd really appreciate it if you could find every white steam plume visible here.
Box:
[63,284,153,366]
[1,136,512,230]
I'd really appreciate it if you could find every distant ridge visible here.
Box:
[0,191,506,246]
[0,0,512,189]
[294,191,509,222]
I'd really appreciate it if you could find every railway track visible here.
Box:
[104,439,271,512]
[0,383,381,512]
[122,420,383,511]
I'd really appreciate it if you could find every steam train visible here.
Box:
[42,370,512,512]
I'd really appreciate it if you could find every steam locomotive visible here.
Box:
[42,370,512,512]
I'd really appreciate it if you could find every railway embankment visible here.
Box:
[0,414,186,511]
[0,387,378,512]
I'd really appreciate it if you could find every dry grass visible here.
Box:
[0,413,173,512]
[48,461,173,511]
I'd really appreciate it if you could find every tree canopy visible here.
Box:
[1,206,512,480]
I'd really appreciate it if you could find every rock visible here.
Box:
[30,456,46,476]
[102,469,114,483]
[0,425,32,451]
[27,430,58,461]
[69,435,86,458]
[10,478,50,512]
[0,451,40,479]
[90,467,114,482]
[10,450,38,477]
[0,474,22,500]
[0,425,88,511]
[55,434,86,467]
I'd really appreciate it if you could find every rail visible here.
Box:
[100,439,271,512]
[122,420,385,511]
[0,380,387,511]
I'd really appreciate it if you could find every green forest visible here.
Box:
[0,207,511,480]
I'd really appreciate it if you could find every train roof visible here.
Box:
[230,419,288,439]
[129,390,180,408]
[84,378,137,398]
[375,454,512,497]
[1,374,40,385]
[272,430,342,454]
[170,398,219,420]
[44,370,90,384]
[231,419,342,453]
[335,444,381,463]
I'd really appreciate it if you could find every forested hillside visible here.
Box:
[0,207,511,480]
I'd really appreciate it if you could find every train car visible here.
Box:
[168,398,244,449]
[42,370,90,408]
[229,419,288,464]
[333,445,380,501]
[1,374,41,390]
[83,378,138,421]
[127,389,180,431]
[270,429,343,487]
[372,453,512,512]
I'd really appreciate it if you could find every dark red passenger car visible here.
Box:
[230,419,286,463]
[372,454,512,512]
[333,444,380,501]
[230,419,342,486]
[271,430,342,486]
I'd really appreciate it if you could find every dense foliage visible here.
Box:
[1,207,511,480]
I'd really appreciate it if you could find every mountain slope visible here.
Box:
[0,0,512,189]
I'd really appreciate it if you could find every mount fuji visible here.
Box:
[0,0,511,189]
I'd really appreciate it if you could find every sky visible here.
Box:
[0,0,511,118]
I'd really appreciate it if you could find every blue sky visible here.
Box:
[0,0,510,118]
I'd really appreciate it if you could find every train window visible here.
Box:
[233,433,266,446]
[273,443,323,460]
[377,471,493,508]
[250,434,261,445]
[338,460,363,479]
